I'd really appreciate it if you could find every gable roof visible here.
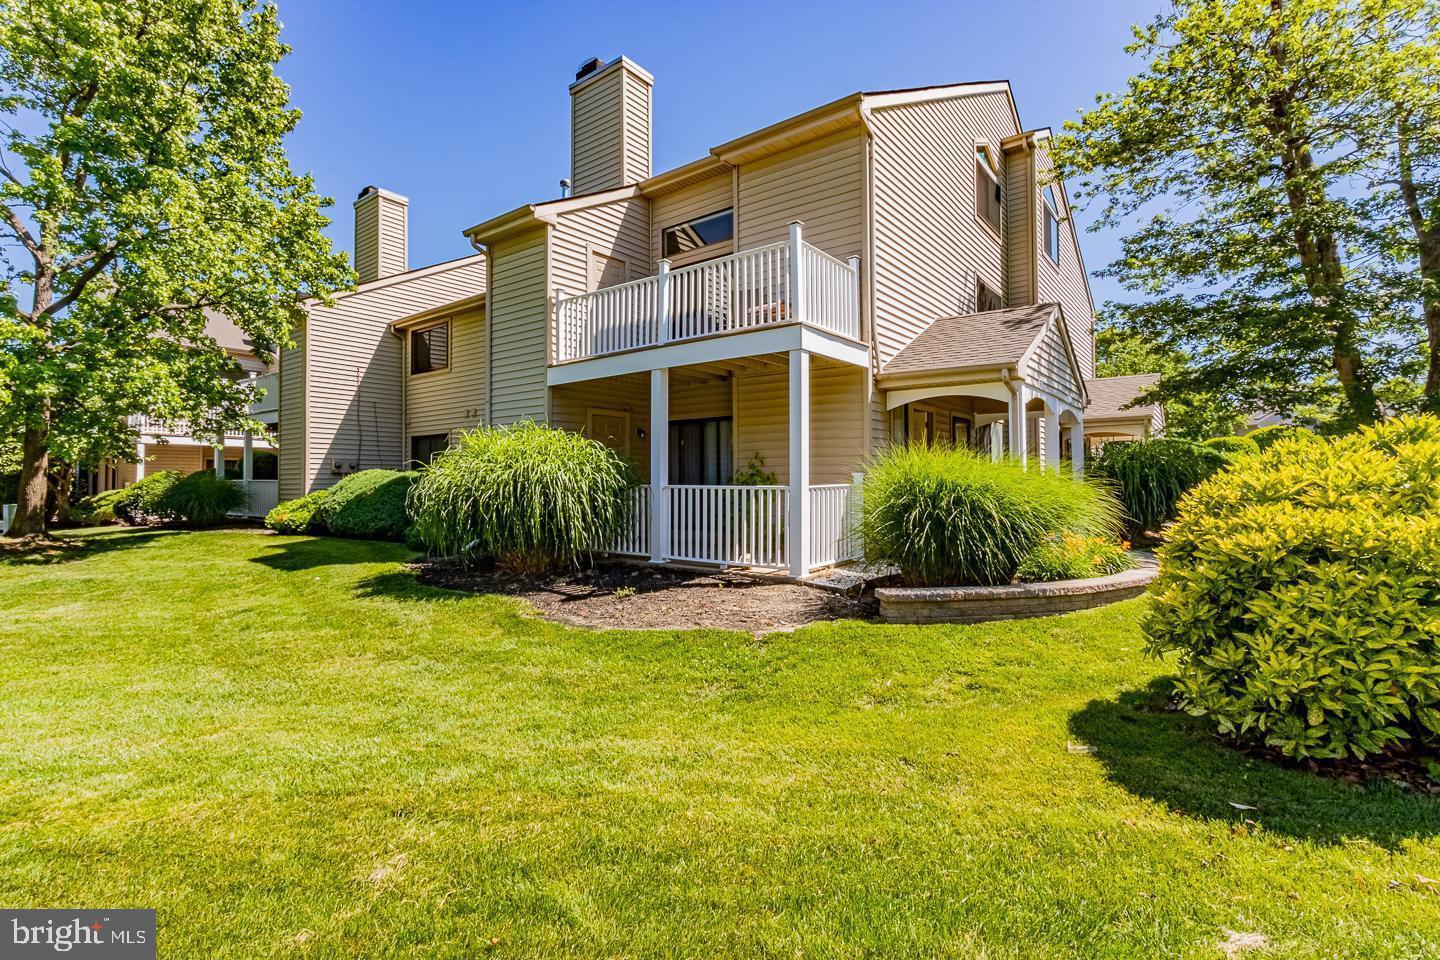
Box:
[1084,374,1162,420]
[881,303,1058,378]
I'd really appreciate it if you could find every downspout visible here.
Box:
[470,235,492,426]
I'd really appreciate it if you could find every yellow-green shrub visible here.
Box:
[1145,416,1440,760]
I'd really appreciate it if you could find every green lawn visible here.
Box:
[1,529,1438,959]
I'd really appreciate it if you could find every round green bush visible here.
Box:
[70,488,127,526]
[406,421,632,572]
[320,469,416,541]
[1246,423,1311,450]
[264,489,331,535]
[861,444,1121,587]
[113,471,184,525]
[154,471,245,527]
[1146,415,1440,760]
[1089,438,1229,540]
[1015,533,1134,583]
[1201,435,1261,459]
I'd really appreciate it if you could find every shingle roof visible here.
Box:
[1084,374,1161,419]
[881,303,1058,377]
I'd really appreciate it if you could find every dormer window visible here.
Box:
[1043,185,1061,265]
[975,146,1004,236]
[662,209,734,259]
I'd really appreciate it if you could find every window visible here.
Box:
[410,322,449,374]
[1043,185,1061,265]
[975,146,1004,236]
[410,433,449,466]
[251,451,278,481]
[668,417,733,485]
[662,209,734,258]
[976,279,1003,313]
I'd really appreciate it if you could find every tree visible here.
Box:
[1051,0,1438,430]
[0,0,351,538]
[1095,326,1246,438]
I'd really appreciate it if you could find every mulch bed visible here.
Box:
[413,559,877,633]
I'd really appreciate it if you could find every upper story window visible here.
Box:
[976,278,1003,313]
[410,321,449,375]
[1043,185,1061,265]
[975,146,1004,237]
[662,209,734,259]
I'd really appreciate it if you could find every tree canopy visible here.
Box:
[0,0,352,536]
[1053,0,1440,431]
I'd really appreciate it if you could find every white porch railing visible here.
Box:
[555,223,861,363]
[232,479,279,519]
[666,485,789,569]
[605,486,651,556]
[129,414,250,440]
[808,483,862,569]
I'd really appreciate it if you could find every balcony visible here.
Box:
[129,372,277,439]
[555,223,860,365]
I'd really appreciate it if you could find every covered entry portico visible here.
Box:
[877,303,1089,473]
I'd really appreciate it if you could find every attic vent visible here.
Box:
[575,57,604,82]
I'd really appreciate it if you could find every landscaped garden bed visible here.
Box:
[415,559,874,632]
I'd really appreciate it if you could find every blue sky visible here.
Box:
[274,0,1165,306]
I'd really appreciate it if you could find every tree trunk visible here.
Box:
[8,420,52,538]
[1397,119,1440,414]
[51,462,73,525]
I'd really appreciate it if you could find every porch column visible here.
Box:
[649,368,669,564]
[134,439,146,482]
[788,348,811,578]
[1008,385,1029,468]
[213,445,225,478]
[1069,420,1085,477]
[1043,408,1062,471]
[242,431,254,483]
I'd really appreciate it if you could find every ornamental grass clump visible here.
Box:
[155,471,246,527]
[406,421,633,572]
[861,444,1121,587]
[1147,416,1440,761]
[1090,438,1230,540]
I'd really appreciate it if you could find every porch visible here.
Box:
[552,350,870,578]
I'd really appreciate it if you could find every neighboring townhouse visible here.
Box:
[280,55,1158,575]
[1082,373,1166,446]
[93,311,281,517]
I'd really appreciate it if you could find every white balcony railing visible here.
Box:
[555,222,860,364]
[129,414,251,440]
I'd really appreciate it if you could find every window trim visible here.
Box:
[408,432,449,467]
[973,143,1005,242]
[409,320,451,376]
[1042,184,1062,267]
[661,208,735,261]
[976,278,1004,313]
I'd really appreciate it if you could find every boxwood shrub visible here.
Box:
[406,421,632,572]
[320,469,417,541]
[1146,416,1440,760]
[861,444,1121,587]
[1201,435,1260,459]
[265,490,331,535]
[1090,438,1229,540]
[112,471,184,525]
[1246,423,1311,450]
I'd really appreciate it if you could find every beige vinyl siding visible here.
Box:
[143,443,206,475]
[733,360,864,485]
[867,91,1019,366]
[571,64,652,194]
[552,196,651,297]
[404,306,486,452]
[379,198,408,278]
[549,373,651,474]
[354,199,379,286]
[1024,319,1082,406]
[1005,144,1036,307]
[299,257,486,493]
[488,229,550,425]
[353,192,408,284]
[278,321,306,500]
[650,172,734,270]
[735,130,865,261]
[1033,142,1096,376]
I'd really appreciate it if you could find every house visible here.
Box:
[279,55,1154,575]
[1081,373,1166,447]
[93,311,281,517]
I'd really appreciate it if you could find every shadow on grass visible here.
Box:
[0,527,180,565]
[249,535,415,572]
[1070,678,1440,847]
[354,570,469,603]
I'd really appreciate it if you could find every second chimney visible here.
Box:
[353,185,408,284]
[569,56,653,195]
